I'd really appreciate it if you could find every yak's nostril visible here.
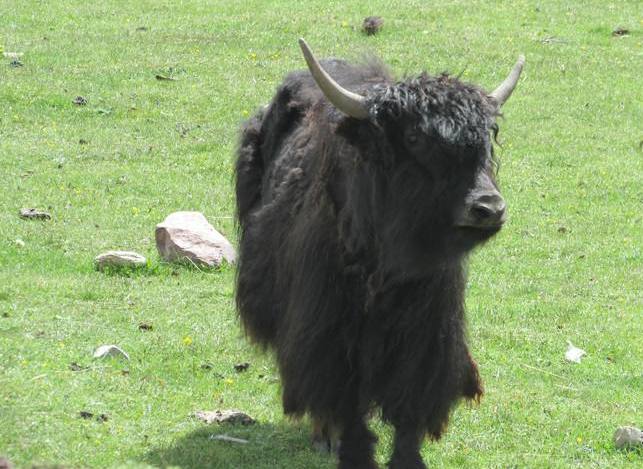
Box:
[472,204,494,220]
[470,198,506,225]
[457,190,507,229]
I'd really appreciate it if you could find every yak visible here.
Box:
[234,39,524,469]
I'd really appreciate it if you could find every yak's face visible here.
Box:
[399,120,505,238]
[402,119,506,227]
[370,75,506,252]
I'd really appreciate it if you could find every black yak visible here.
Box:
[235,39,524,468]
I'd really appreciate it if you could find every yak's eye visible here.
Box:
[406,132,419,146]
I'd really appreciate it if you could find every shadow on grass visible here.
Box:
[96,260,234,278]
[143,422,336,469]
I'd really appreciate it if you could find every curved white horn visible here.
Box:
[298,38,369,119]
[488,55,525,107]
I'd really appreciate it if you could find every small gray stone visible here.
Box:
[155,211,236,267]
[19,208,51,220]
[614,426,643,449]
[94,251,146,270]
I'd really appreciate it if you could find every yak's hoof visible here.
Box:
[312,436,340,455]
[387,456,426,469]
[338,460,378,469]
[312,436,331,454]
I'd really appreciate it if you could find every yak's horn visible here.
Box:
[488,55,525,107]
[298,38,369,119]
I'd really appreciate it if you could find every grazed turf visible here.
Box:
[0,1,641,467]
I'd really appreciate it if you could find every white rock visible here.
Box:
[155,211,236,267]
[565,341,586,364]
[15,239,25,247]
[93,345,130,360]
[94,251,146,270]
[614,426,643,449]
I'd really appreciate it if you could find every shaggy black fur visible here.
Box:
[235,57,502,468]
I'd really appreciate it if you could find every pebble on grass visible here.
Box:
[19,208,51,220]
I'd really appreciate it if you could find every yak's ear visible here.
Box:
[298,38,369,119]
[488,55,525,107]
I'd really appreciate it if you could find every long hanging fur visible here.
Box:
[235,57,497,461]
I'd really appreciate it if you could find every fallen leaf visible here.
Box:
[93,344,130,360]
[565,341,586,363]
[193,410,256,425]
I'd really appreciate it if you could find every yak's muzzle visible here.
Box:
[467,191,506,228]
[456,171,506,230]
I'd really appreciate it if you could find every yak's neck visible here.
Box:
[363,257,467,315]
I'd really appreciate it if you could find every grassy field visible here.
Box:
[1,1,641,467]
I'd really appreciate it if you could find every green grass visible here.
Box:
[1,1,641,467]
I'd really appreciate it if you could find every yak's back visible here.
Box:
[279,57,393,110]
[236,58,392,226]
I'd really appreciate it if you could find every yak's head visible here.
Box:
[299,39,524,262]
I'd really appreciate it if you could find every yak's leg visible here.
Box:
[388,424,426,469]
[312,417,330,453]
[337,412,377,469]
[311,417,340,455]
